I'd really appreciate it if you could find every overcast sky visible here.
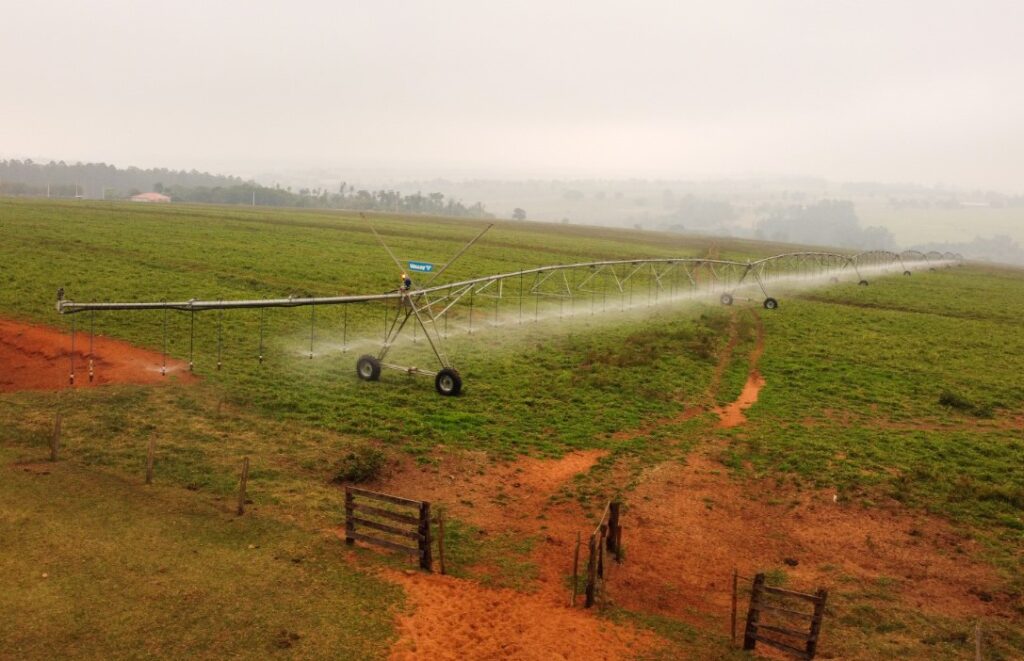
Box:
[2,1,1022,190]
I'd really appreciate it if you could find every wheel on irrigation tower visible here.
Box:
[829,276,839,283]
[903,270,912,276]
[763,297,778,310]
[719,293,734,306]
[435,368,463,396]
[356,355,381,381]
[858,280,869,286]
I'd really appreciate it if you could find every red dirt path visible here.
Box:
[0,317,194,392]
[714,312,766,428]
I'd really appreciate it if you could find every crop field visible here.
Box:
[1,198,1022,659]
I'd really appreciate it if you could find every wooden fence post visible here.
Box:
[806,587,828,659]
[607,501,620,558]
[570,531,581,606]
[597,523,606,579]
[50,412,61,462]
[437,509,446,575]
[145,436,155,485]
[731,568,738,645]
[419,501,433,571]
[585,533,597,608]
[236,457,249,515]
[743,573,766,650]
[344,488,355,545]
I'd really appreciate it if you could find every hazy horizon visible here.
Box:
[2,1,1023,193]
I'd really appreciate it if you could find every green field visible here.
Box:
[1,198,1022,659]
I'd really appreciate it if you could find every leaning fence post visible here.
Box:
[585,533,597,608]
[743,572,766,650]
[344,488,355,545]
[50,412,62,462]
[145,436,156,485]
[731,568,738,644]
[570,531,581,606]
[437,509,447,575]
[807,587,828,659]
[236,457,250,515]
[607,501,620,557]
[419,501,433,571]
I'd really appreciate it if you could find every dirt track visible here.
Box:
[0,317,194,392]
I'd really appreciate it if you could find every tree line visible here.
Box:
[0,159,492,218]
[0,159,243,197]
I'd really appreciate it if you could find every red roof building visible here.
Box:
[130,192,171,203]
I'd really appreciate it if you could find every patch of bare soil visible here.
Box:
[386,570,657,661]
[611,453,1012,625]
[714,312,766,428]
[343,449,666,659]
[368,449,610,600]
[0,317,194,392]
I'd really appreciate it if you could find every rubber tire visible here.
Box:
[903,270,912,276]
[763,297,778,310]
[356,355,381,381]
[435,368,462,396]
[719,293,734,306]
[858,280,869,286]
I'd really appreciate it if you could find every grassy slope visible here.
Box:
[1,199,1022,658]
[0,446,399,659]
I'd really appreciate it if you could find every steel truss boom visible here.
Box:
[62,252,943,315]
[54,249,963,395]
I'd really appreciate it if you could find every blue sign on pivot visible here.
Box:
[408,261,434,273]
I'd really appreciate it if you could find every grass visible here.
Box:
[2,199,1023,658]
[435,517,539,591]
[0,446,399,660]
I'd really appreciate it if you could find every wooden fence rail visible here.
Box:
[345,487,432,571]
[743,572,828,659]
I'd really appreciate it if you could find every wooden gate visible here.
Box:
[344,487,432,571]
[743,572,828,659]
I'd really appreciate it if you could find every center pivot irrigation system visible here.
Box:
[56,221,962,396]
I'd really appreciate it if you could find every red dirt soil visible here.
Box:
[368,449,612,602]
[354,445,1012,660]
[387,570,656,660]
[0,317,195,392]
[611,453,1009,625]
[340,450,661,660]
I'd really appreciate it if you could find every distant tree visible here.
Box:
[512,208,526,221]
[153,182,164,193]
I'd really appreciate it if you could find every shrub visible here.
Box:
[937,390,995,417]
[332,445,387,483]
[938,390,974,411]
